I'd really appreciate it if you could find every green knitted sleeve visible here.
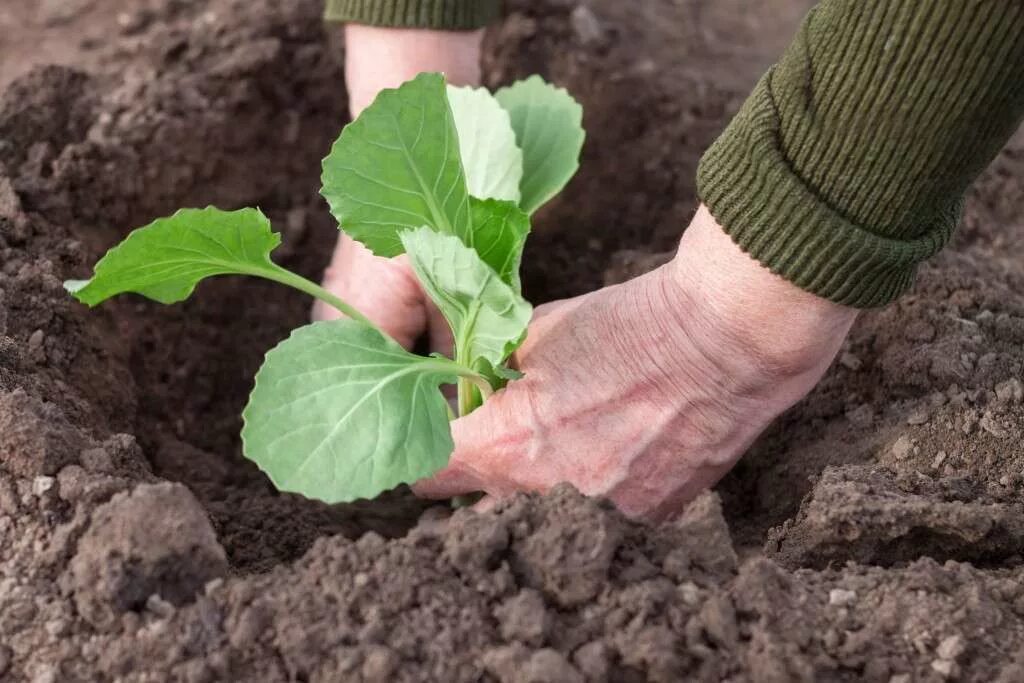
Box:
[325,0,501,29]
[697,1,1024,308]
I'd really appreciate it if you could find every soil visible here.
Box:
[1,0,1023,681]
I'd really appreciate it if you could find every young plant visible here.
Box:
[65,73,585,503]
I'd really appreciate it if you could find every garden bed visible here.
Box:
[1,0,1023,680]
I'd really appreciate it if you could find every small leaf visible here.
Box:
[446,84,524,203]
[66,207,281,306]
[490,364,525,382]
[469,197,531,292]
[495,76,585,214]
[242,320,458,504]
[321,72,471,257]
[401,227,531,368]
[475,357,525,392]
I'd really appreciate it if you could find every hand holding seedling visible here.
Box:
[416,206,857,520]
[67,72,589,508]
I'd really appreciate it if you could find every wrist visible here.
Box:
[344,24,484,117]
[667,205,858,378]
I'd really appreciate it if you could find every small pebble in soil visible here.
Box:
[32,476,55,497]
[931,659,960,679]
[285,208,308,241]
[907,409,930,425]
[995,378,1024,404]
[27,330,45,364]
[890,435,914,460]
[145,594,176,619]
[570,5,605,45]
[936,634,966,661]
[839,352,862,371]
[828,589,857,606]
[116,10,154,35]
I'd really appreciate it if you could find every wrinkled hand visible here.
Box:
[415,206,859,521]
[315,24,483,353]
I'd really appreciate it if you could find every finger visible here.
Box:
[411,460,482,499]
[472,494,501,513]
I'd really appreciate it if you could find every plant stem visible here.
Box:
[457,373,493,417]
[457,377,476,418]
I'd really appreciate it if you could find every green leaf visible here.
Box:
[65,207,282,306]
[321,72,471,257]
[475,357,525,392]
[241,320,458,504]
[401,227,531,368]
[495,76,585,214]
[446,85,523,203]
[469,197,531,292]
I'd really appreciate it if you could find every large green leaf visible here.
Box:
[469,197,531,292]
[321,72,471,257]
[495,76,585,214]
[241,320,458,504]
[64,207,283,306]
[401,227,531,368]
[446,85,523,203]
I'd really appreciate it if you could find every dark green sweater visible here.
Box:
[329,0,1024,308]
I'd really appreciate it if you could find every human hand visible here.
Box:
[314,24,484,352]
[414,206,859,521]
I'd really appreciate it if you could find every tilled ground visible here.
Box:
[1,1,1024,681]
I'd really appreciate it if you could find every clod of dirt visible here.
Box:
[64,482,228,630]
[0,388,86,477]
[483,645,585,683]
[766,466,1024,568]
[0,65,94,172]
[495,588,552,646]
[510,484,625,607]
[78,433,151,479]
[671,489,740,578]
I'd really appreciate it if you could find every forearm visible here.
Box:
[698,0,1024,308]
[343,25,483,115]
[325,0,501,30]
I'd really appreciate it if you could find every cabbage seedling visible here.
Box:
[65,73,584,503]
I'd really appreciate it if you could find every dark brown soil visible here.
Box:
[1,0,1023,681]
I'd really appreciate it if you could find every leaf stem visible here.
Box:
[249,265,378,330]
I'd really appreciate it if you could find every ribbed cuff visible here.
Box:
[325,0,502,29]
[697,73,959,309]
